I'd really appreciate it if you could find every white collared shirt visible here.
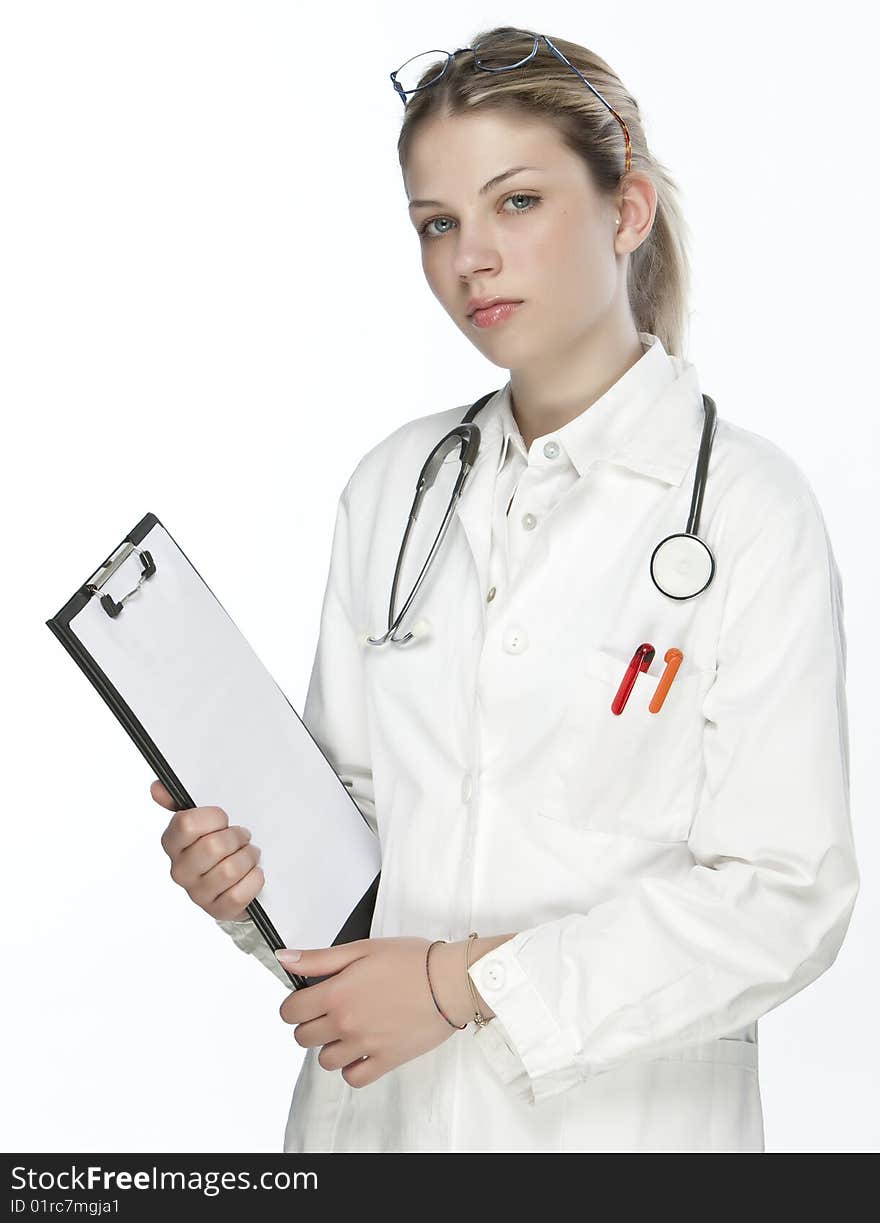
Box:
[488,332,674,607]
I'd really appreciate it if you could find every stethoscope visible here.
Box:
[367,389,718,646]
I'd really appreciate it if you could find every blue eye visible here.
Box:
[418,192,542,239]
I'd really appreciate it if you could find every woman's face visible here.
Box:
[404,109,626,372]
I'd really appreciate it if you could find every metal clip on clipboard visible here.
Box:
[85,541,157,619]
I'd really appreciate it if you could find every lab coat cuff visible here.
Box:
[215,916,293,988]
[215,915,258,947]
[468,938,584,1104]
[469,1016,534,1104]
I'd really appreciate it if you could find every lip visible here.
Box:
[466,295,523,317]
[470,301,524,329]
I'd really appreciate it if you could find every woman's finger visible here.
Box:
[150,779,177,810]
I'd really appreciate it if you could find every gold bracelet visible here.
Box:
[465,931,491,1028]
[426,939,467,1030]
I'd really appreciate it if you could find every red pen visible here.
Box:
[612,643,655,715]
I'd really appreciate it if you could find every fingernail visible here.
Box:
[275,949,301,964]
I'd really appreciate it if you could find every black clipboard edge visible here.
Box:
[46,511,380,991]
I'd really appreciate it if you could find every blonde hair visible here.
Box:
[396,25,693,358]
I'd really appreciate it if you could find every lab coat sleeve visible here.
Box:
[468,488,860,1105]
[214,477,377,986]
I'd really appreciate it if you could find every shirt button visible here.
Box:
[487,586,496,603]
[521,512,537,531]
[543,440,560,459]
[502,626,529,654]
[483,960,506,990]
[461,772,473,803]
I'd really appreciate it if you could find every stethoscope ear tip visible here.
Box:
[360,618,433,647]
[409,617,432,641]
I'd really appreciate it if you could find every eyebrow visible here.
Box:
[407,165,544,212]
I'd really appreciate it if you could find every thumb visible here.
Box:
[274,940,368,971]
[150,779,177,810]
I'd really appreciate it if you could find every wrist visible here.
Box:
[430,934,517,1027]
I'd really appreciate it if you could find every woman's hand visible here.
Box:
[150,778,263,922]
[277,937,462,1089]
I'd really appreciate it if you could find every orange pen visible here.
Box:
[648,649,683,713]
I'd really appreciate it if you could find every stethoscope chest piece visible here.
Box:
[650,532,715,600]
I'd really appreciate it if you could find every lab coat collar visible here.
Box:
[452,333,708,611]
[481,331,705,488]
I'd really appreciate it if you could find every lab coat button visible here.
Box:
[543,440,560,459]
[487,586,496,603]
[483,960,506,989]
[461,773,473,803]
[502,627,529,654]
[522,512,537,531]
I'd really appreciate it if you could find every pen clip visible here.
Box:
[612,643,655,715]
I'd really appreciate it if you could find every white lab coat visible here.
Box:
[217,333,859,1152]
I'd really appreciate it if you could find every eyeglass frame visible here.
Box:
[390,33,631,176]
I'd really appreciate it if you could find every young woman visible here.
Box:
[154,26,859,1153]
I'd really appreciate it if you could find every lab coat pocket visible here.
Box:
[540,646,717,843]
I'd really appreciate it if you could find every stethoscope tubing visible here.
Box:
[685,393,716,537]
[370,388,717,643]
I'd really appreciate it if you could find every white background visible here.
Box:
[3,0,876,1153]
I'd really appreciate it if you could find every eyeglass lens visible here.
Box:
[394,41,533,95]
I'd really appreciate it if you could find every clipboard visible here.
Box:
[46,511,382,991]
